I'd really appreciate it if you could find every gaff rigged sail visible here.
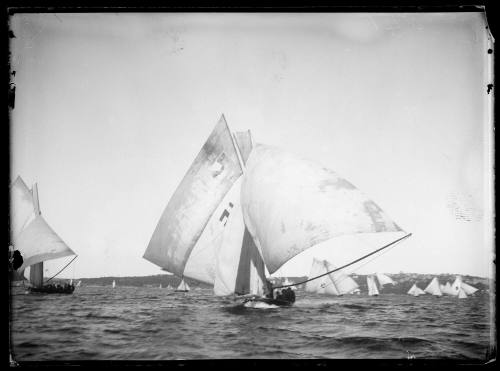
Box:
[240,144,404,275]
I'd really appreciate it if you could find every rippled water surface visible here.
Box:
[10,286,492,361]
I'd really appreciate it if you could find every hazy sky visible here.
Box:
[9,12,494,279]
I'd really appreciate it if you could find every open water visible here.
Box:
[9,285,492,361]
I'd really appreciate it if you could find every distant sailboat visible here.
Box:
[159,283,162,289]
[167,284,173,290]
[376,272,396,287]
[451,276,478,297]
[407,283,425,296]
[112,280,116,288]
[367,275,379,296]
[305,258,340,296]
[175,278,190,292]
[142,116,411,307]
[76,280,81,287]
[424,277,442,296]
[10,176,77,294]
[440,282,455,296]
[324,261,359,295]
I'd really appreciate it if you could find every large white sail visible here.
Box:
[324,261,359,295]
[451,276,462,295]
[461,281,479,295]
[367,275,379,296]
[143,116,244,277]
[376,272,396,287]
[440,282,456,296]
[424,277,442,296]
[15,215,75,271]
[240,144,404,275]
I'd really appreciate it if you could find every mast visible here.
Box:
[30,183,43,288]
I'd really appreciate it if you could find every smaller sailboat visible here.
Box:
[175,278,190,292]
[76,280,81,287]
[407,283,426,296]
[367,275,379,296]
[424,277,442,296]
[461,281,479,295]
[112,280,116,289]
[167,284,173,290]
[376,272,396,287]
[458,287,468,299]
[159,283,162,289]
[440,282,455,296]
[451,276,478,297]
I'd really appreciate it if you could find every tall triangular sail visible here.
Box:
[367,275,379,296]
[451,276,462,295]
[240,144,404,275]
[143,116,244,278]
[305,258,340,296]
[424,277,442,296]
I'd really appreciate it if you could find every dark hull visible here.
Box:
[29,285,75,294]
[174,290,189,292]
[244,297,294,307]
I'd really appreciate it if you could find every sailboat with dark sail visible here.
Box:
[142,115,411,307]
[10,176,77,294]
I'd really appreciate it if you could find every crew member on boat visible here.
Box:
[8,247,23,271]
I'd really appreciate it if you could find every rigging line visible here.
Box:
[44,255,78,284]
[273,232,412,289]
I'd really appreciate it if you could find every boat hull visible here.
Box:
[174,290,189,292]
[243,297,293,307]
[29,285,75,294]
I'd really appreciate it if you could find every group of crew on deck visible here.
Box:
[265,280,296,304]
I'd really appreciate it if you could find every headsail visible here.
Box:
[424,277,442,296]
[375,273,396,287]
[367,275,379,296]
[143,116,244,277]
[240,144,404,275]
[9,176,36,243]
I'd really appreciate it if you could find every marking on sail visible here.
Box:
[219,202,234,226]
[209,152,226,177]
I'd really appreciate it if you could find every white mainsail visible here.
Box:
[10,177,76,288]
[367,275,379,296]
[176,278,190,292]
[407,283,425,296]
[240,144,404,275]
[143,116,244,278]
[112,280,116,288]
[305,258,340,296]
[376,272,396,287]
[424,277,442,296]
[324,261,359,295]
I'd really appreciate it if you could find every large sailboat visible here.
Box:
[142,116,410,307]
[451,276,478,298]
[10,176,77,294]
[305,258,360,296]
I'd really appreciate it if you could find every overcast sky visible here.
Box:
[9,12,494,279]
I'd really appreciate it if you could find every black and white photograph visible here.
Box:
[8,8,495,363]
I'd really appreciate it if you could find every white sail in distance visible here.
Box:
[376,272,396,287]
[458,287,468,299]
[240,144,405,275]
[451,276,462,295]
[176,279,190,292]
[367,275,379,296]
[324,261,359,295]
[112,280,116,288]
[407,283,425,296]
[461,281,479,295]
[305,258,340,296]
[424,277,442,296]
[143,116,244,278]
[440,282,456,296]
